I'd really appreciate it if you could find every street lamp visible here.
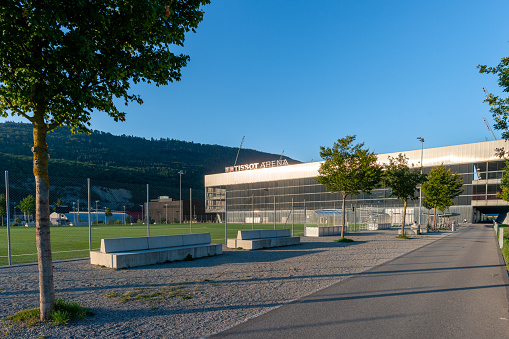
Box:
[178,170,184,224]
[95,200,99,225]
[123,205,126,224]
[140,204,144,222]
[165,203,168,224]
[417,137,424,226]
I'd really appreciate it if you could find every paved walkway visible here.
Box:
[212,224,509,338]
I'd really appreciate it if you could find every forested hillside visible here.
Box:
[0,122,299,210]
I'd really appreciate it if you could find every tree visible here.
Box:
[0,0,209,320]
[422,198,434,227]
[55,198,64,225]
[105,207,112,224]
[383,154,427,236]
[421,165,463,229]
[316,135,382,239]
[478,58,509,139]
[0,194,6,227]
[18,195,36,223]
[497,159,509,202]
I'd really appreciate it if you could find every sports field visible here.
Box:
[0,223,306,266]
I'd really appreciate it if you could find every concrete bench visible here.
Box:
[227,229,300,250]
[398,225,427,235]
[90,233,222,269]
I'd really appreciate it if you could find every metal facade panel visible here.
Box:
[378,140,507,167]
[205,162,321,186]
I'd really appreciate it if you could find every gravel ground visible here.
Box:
[0,230,448,338]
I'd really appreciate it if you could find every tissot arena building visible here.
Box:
[204,140,509,227]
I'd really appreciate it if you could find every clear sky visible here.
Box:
[3,0,509,163]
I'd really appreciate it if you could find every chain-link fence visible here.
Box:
[1,171,207,266]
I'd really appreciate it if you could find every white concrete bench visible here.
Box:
[398,225,427,235]
[227,229,300,250]
[90,233,222,269]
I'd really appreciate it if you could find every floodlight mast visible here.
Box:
[178,170,184,224]
[417,137,424,226]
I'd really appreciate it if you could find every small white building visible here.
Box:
[50,212,69,226]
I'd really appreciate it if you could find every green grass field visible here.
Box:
[0,223,306,266]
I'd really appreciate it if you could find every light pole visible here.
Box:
[178,170,184,224]
[123,205,126,224]
[95,200,99,225]
[165,203,168,224]
[417,137,424,226]
[140,204,144,222]
[252,195,254,230]
[73,202,76,225]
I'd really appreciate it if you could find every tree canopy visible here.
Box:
[497,159,509,202]
[421,165,463,229]
[316,135,382,238]
[0,0,209,132]
[478,57,509,140]
[18,194,35,221]
[383,154,426,234]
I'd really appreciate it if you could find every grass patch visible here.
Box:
[499,225,509,270]
[334,238,354,243]
[107,282,198,306]
[6,308,40,326]
[0,222,307,266]
[396,234,410,239]
[5,297,94,326]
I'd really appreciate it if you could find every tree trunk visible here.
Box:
[33,119,55,321]
[341,194,346,239]
[401,200,407,235]
[433,207,438,230]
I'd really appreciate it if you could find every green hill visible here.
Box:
[0,122,299,211]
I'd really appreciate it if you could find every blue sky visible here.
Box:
[3,0,509,163]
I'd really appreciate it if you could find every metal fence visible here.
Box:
[0,171,206,266]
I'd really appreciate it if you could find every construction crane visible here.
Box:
[234,136,245,167]
[484,117,497,140]
[280,149,285,161]
[483,87,508,136]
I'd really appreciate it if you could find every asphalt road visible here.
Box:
[211,224,509,339]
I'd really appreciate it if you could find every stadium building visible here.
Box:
[204,140,509,228]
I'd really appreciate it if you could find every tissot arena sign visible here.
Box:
[225,159,289,173]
